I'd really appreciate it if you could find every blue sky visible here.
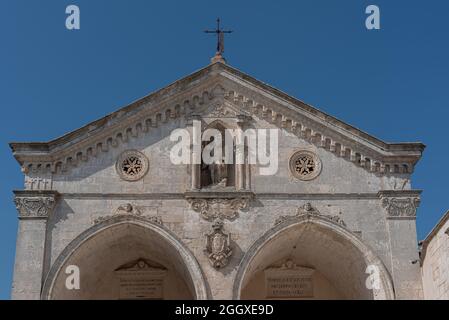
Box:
[1,0,448,299]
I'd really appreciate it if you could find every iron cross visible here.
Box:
[204,18,233,55]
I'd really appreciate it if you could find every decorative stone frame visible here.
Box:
[115,150,149,182]
[289,150,322,181]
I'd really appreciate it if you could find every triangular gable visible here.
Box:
[10,62,424,175]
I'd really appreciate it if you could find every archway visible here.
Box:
[42,215,209,300]
[234,214,395,300]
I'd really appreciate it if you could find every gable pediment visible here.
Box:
[10,62,424,176]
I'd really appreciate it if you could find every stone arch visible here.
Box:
[41,215,209,300]
[233,214,395,300]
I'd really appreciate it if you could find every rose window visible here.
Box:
[116,150,149,181]
[289,150,322,181]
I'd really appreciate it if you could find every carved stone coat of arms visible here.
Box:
[205,220,232,269]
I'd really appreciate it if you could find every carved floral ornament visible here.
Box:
[289,150,322,181]
[93,203,162,225]
[14,190,59,219]
[116,150,149,182]
[205,220,232,269]
[381,197,420,219]
[188,198,249,221]
[14,193,58,219]
[275,203,346,227]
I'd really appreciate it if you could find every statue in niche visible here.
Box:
[209,157,228,187]
[200,123,235,189]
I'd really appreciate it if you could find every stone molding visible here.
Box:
[378,190,421,219]
[13,190,59,219]
[93,203,163,225]
[221,79,422,175]
[275,202,346,227]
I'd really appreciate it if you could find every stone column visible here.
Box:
[235,144,245,190]
[189,116,201,190]
[12,190,58,300]
[235,115,250,191]
[191,163,201,190]
[379,190,423,299]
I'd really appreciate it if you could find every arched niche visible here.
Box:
[42,215,209,300]
[233,215,395,300]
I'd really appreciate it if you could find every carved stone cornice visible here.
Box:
[10,63,424,177]
[185,191,253,221]
[378,190,422,219]
[11,79,224,175]
[13,190,59,219]
[221,82,423,175]
[275,202,346,227]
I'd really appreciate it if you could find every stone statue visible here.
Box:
[209,157,228,187]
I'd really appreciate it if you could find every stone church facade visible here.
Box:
[10,58,431,300]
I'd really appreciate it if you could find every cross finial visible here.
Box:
[204,18,233,63]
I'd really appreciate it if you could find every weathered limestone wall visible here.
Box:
[421,212,449,299]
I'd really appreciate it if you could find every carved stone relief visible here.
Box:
[14,192,58,219]
[205,220,232,269]
[94,203,162,225]
[275,203,346,227]
[188,198,249,221]
[381,197,420,219]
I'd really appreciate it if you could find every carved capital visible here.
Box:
[188,198,249,221]
[13,190,59,219]
[379,191,421,219]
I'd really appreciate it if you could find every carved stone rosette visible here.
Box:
[275,202,346,227]
[188,198,249,221]
[13,190,59,219]
[94,203,163,225]
[205,220,232,269]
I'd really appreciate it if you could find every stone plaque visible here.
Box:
[264,261,315,298]
[115,259,167,300]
